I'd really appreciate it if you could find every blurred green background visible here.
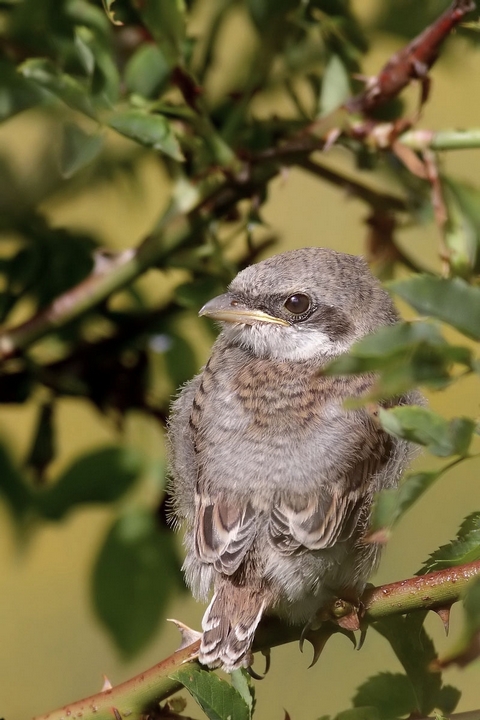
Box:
[1,1,480,718]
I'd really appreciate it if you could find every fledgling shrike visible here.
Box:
[168,247,419,673]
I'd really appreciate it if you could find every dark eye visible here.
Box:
[284,293,311,315]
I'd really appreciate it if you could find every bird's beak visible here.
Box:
[199,293,289,326]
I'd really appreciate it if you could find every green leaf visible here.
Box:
[60,123,104,179]
[75,25,120,104]
[0,59,45,122]
[326,321,472,397]
[19,58,97,119]
[108,110,184,160]
[93,509,180,655]
[247,0,298,32]
[389,275,480,341]
[436,685,461,715]
[231,669,255,716]
[378,406,476,457]
[353,673,417,720]
[443,177,480,278]
[335,709,381,720]
[369,469,442,537]
[125,45,171,99]
[419,512,480,574]
[319,54,351,116]
[0,441,31,519]
[136,0,186,65]
[101,0,123,25]
[171,666,250,720]
[37,446,143,520]
[373,613,440,715]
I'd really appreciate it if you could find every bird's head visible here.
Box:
[199,247,397,363]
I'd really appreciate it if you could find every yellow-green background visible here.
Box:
[1,3,480,718]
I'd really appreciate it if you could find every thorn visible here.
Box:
[101,675,113,692]
[432,604,453,636]
[323,127,341,152]
[357,627,368,651]
[302,625,337,668]
[112,707,122,720]
[167,618,202,651]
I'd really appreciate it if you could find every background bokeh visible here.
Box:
[1,1,479,718]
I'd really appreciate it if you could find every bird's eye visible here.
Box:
[284,293,311,315]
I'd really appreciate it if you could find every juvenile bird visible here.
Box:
[168,247,419,673]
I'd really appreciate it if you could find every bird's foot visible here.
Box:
[247,648,271,679]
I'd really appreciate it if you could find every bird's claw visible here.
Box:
[247,648,271,679]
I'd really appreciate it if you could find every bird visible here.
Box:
[167,247,420,673]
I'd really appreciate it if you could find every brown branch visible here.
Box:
[33,560,480,720]
[0,142,413,364]
[345,0,476,116]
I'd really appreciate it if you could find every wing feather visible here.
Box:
[269,430,392,555]
[195,495,256,575]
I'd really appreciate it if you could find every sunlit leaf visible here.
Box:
[171,666,251,720]
[109,109,184,160]
[378,406,476,457]
[326,321,472,397]
[93,509,181,655]
[231,669,255,715]
[101,0,123,25]
[389,275,480,341]
[443,177,480,278]
[125,45,171,98]
[319,54,351,116]
[419,512,480,574]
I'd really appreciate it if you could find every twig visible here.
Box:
[345,0,476,116]
[297,158,408,212]
[32,559,480,720]
[400,128,480,151]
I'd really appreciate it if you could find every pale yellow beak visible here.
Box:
[199,293,289,326]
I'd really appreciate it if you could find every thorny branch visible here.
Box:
[33,560,480,720]
[0,1,477,365]
[345,0,476,116]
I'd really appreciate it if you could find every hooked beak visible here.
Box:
[199,293,289,326]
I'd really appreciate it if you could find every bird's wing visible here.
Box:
[194,494,256,575]
[268,429,392,554]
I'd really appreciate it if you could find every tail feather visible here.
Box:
[200,585,267,672]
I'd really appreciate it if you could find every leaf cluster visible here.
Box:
[0,1,479,719]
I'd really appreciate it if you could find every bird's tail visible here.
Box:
[200,584,267,672]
